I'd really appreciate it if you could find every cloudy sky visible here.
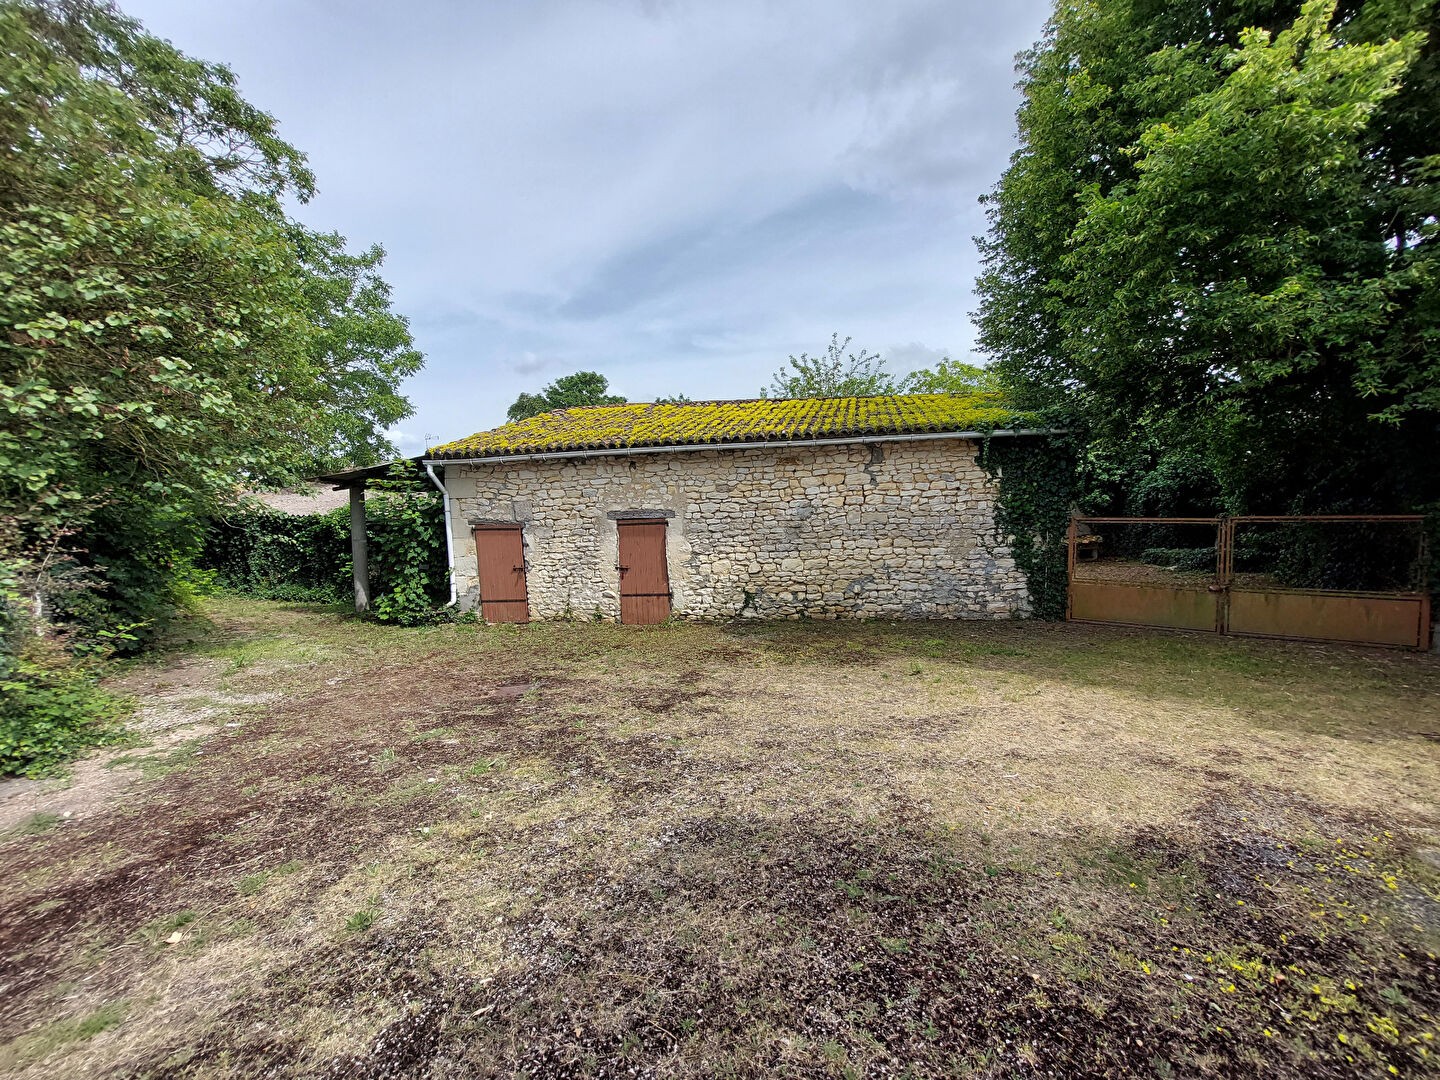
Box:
[122,0,1051,452]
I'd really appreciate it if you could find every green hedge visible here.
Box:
[202,505,352,603]
[200,485,450,623]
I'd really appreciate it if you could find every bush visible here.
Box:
[0,653,129,777]
[1,556,131,777]
[48,502,211,654]
[202,506,352,603]
[199,475,449,623]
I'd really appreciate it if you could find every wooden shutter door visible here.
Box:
[473,526,529,623]
[618,520,671,625]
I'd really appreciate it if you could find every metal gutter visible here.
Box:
[423,461,458,607]
[422,428,1054,468]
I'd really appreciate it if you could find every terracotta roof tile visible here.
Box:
[428,393,1026,460]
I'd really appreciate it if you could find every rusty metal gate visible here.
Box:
[1066,515,1431,650]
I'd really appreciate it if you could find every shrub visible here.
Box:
[0,652,129,777]
[202,506,352,603]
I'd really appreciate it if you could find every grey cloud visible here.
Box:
[884,341,952,375]
[512,353,559,376]
[122,0,1050,442]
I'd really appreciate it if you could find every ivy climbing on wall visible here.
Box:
[365,474,449,625]
[979,433,1078,621]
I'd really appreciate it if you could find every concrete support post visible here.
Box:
[350,485,369,615]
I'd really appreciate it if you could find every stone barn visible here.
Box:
[422,394,1049,624]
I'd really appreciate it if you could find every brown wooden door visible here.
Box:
[473,526,529,623]
[618,520,671,624]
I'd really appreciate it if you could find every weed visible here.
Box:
[205,636,326,673]
[236,859,302,897]
[1379,985,1411,1008]
[12,811,63,836]
[345,905,379,933]
[137,911,197,947]
[105,742,199,781]
[0,1002,127,1069]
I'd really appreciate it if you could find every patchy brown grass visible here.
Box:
[0,598,1437,1078]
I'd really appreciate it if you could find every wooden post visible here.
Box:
[350,485,370,615]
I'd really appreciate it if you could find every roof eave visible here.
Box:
[309,455,424,489]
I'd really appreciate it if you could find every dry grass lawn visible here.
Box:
[0,597,1438,1078]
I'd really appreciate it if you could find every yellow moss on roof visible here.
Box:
[428,393,1027,459]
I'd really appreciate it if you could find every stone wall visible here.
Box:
[442,438,1031,620]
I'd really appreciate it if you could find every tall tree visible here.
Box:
[902,359,1000,394]
[763,335,898,398]
[763,336,1000,399]
[507,372,626,422]
[976,0,1439,513]
[0,0,423,644]
[295,230,424,473]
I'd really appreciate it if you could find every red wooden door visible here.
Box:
[473,526,529,623]
[618,520,671,625]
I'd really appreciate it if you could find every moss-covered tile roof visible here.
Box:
[427,393,1030,460]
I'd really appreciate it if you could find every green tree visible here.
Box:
[0,0,422,655]
[763,337,1000,399]
[294,231,425,474]
[507,372,626,421]
[976,0,1439,514]
[901,359,1000,394]
[763,334,898,398]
